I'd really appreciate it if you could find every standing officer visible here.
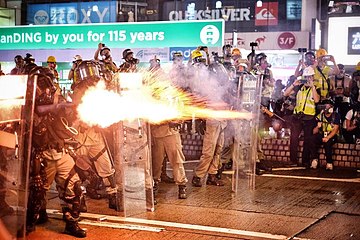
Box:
[10,55,24,75]
[26,68,86,238]
[151,122,188,199]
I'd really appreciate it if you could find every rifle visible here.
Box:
[260,105,286,122]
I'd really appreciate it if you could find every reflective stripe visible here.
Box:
[294,86,316,115]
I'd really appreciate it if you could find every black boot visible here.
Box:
[178,185,187,199]
[36,209,48,224]
[63,205,86,238]
[65,220,86,238]
[216,165,225,179]
[191,176,202,187]
[206,174,224,186]
[109,191,124,212]
[257,161,272,173]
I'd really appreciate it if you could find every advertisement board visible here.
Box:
[348,27,360,55]
[224,31,309,50]
[164,0,301,32]
[27,1,117,25]
[0,20,224,50]
[328,16,360,65]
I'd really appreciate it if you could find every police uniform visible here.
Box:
[192,119,227,186]
[151,123,188,199]
[75,126,117,206]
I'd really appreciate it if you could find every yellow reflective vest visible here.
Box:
[314,66,331,99]
[317,112,339,135]
[294,86,317,116]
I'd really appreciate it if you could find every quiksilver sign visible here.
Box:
[169,8,251,21]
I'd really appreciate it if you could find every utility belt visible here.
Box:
[179,119,206,135]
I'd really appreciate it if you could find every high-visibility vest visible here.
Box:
[317,112,339,135]
[294,86,316,115]
[314,66,331,98]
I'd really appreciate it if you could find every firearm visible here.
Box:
[35,102,75,115]
[260,105,286,122]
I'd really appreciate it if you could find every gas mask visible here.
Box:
[101,53,111,60]
[325,107,334,114]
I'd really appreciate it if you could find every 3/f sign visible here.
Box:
[277,32,296,49]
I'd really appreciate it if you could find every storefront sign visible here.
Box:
[277,32,296,49]
[27,1,117,24]
[169,47,195,61]
[163,0,301,33]
[169,8,251,22]
[348,27,360,55]
[224,31,308,50]
[0,20,224,50]
[255,2,278,26]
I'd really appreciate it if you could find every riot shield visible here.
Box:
[0,75,35,238]
[230,72,262,192]
[112,73,154,217]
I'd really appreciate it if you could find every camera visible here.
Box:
[102,43,105,47]
[250,42,258,47]
[322,55,332,61]
[212,52,223,63]
[298,48,307,53]
[299,79,307,84]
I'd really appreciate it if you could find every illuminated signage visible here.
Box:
[348,27,360,55]
[0,20,224,50]
[169,8,251,22]
[255,2,279,26]
[27,1,117,25]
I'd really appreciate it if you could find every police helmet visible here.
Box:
[255,53,267,65]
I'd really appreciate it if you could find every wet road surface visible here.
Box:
[27,165,360,240]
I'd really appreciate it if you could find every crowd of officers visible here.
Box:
[1,43,360,238]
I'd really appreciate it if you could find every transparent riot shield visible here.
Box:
[112,73,154,217]
[0,75,35,238]
[231,72,263,193]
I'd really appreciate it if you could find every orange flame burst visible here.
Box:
[77,72,252,128]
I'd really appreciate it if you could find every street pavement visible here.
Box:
[26,165,360,240]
